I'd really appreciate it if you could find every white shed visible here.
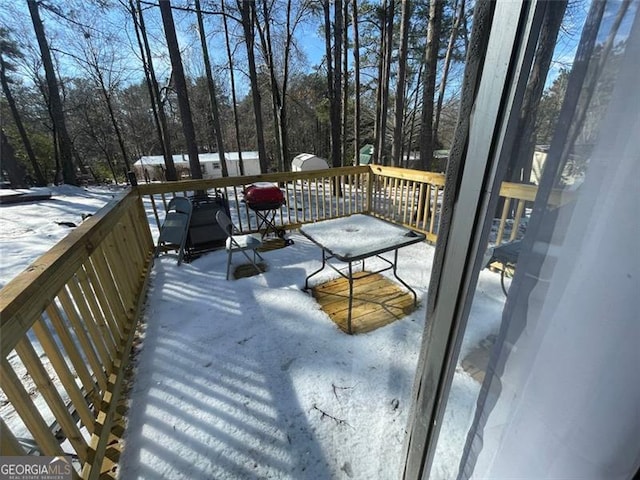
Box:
[291,153,329,172]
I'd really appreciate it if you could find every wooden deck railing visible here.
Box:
[367,165,447,243]
[136,165,371,237]
[0,190,154,479]
[0,164,573,478]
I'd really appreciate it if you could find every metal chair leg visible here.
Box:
[226,249,233,280]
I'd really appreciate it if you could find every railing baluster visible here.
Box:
[293,182,300,223]
[89,250,128,337]
[45,302,101,407]
[75,268,118,354]
[66,277,113,374]
[15,338,89,462]
[32,316,94,431]
[57,288,108,393]
[510,199,526,241]
[148,194,161,235]
[428,186,437,234]
[306,179,312,222]
[496,198,511,245]
[0,357,66,457]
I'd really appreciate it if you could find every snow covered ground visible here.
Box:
[0,185,122,289]
[0,186,506,479]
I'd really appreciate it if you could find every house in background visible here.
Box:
[133,152,261,181]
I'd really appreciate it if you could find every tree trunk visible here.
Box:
[406,62,423,166]
[280,0,295,171]
[506,0,568,185]
[433,0,465,141]
[372,1,385,164]
[399,75,412,164]
[341,0,349,166]
[376,0,395,166]
[419,0,443,171]
[195,0,228,177]
[238,0,268,173]
[135,0,177,180]
[352,0,361,165]
[51,123,61,184]
[256,0,284,171]
[83,40,131,173]
[158,0,202,179]
[323,0,334,135]
[96,69,131,172]
[27,0,77,185]
[391,0,412,167]
[0,56,46,185]
[1,130,28,188]
[332,0,343,168]
[221,0,244,175]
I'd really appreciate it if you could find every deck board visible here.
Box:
[312,272,417,334]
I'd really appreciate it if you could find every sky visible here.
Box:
[0,185,507,479]
[0,0,327,96]
[4,0,632,105]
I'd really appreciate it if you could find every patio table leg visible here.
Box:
[347,261,354,334]
[304,249,327,290]
[391,249,418,305]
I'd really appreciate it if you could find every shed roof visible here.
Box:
[291,153,329,168]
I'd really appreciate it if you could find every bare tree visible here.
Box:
[433,0,465,140]
[352,0,361,165]
[76,32,131,173]
[391,0,412,167]
[375,0,395,165]
[372,2,384,163]
[418,0,443,171]
[341,0,349,166]
[129,0,177,181]
[238,0,268,173]
[221,0,244,175]
[506,0,568,184]
[158,0,202,179]
[0,29,46,185]
[332,0,343,168]
[195,0,228,176]
[255,0,284,171]
[136,0,178,181]
[405,62,423,166]
[1,128,28,187]
[27,0,77,185]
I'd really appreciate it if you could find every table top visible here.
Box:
[299,214,426,262]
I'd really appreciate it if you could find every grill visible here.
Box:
[243,183,291,244]
[243,183,286,211]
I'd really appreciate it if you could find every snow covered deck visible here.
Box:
[118,233,434,479]
[0,172,513,478]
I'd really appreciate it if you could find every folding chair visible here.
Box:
[216,210,265,280]
[154,197,193,265]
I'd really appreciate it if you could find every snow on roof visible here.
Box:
[134,152,259,167]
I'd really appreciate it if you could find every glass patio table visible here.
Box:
[300,214,426,334]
